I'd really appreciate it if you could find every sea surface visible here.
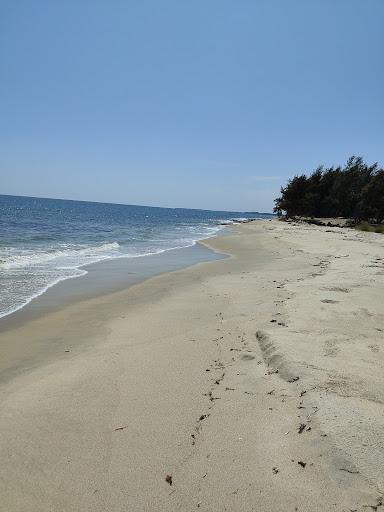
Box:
[0,195,272,319]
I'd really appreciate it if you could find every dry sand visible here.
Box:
[0,219,383,511]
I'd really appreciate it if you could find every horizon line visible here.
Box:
[0,193,273,215]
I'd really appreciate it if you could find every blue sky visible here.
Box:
[1,0,383,212]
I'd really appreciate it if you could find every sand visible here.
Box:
[0,219,383,511]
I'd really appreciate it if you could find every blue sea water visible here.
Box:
[0,195,272,318]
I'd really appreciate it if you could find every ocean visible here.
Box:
[0,194,272,319]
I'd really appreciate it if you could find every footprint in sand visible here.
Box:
[322,286,350,293]
[323,340,340,357]
[241,353,256,361]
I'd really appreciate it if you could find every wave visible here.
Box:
[0,224,224,319]
[1,242,121,270]
[0,269,87,319]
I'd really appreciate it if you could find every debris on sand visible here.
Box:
[298,423,307,434]
[339,467,360,474]
[165,475,173,485]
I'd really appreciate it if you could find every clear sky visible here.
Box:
[1,0,383,212]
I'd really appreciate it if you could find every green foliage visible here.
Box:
[360,171,384,223]
[357,222,372,232]
[355,222,384,234]
[274,157,383,222]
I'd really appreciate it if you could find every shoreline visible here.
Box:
[1,192,271,326]
[0,238,226,333]
[0,219,383,511]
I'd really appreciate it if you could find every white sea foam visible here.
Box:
[0,269,88,319]
[0,224,223,319]
[0,242,121,269]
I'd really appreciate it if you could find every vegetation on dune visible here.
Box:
[356,222,384,234]
[274,156,384,224]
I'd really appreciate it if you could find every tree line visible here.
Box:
[274,156,384,223]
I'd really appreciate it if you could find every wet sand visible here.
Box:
[0,219,383,511]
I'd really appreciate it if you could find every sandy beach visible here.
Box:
[1,219,383,511]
